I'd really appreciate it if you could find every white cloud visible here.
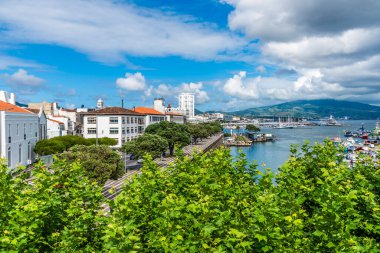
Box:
[116,72,147,91]
[2,69,44,94]
[153,82,210,104]
[223,71,259,99]
[221,0,380,105]
[0,55,45,70]
[0,0,247,63]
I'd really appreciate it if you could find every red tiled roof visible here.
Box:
[84,107,144,116]
[0,101,33,114]
[26,108,40,114]
[134,107,164,115]
[61,108,76,112]
[48,118,64,124]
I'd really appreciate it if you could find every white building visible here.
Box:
[27,108,48,140]
[82,107,145,147]
[134,107,166,128]
[47,118,65,139]
[178,93,195,120]
[153,98,186,124]
[0,95,40,170]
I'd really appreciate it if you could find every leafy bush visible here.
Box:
[122,134,168,159]
[0,160,105,252]
[34,136,117,156]
[60,145,123,184]
[104,141,380,251]
[246,124,260,132]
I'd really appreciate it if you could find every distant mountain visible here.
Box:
[232,99,380,120]
[195,108,204,115]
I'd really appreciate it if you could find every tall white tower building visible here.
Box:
[178,93,195,119]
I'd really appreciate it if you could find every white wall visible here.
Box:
[83,114,145,147]
[47,119,63,139]
[144,114,166,128]
[0,111,39,170]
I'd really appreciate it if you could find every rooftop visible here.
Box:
[84,106,144,116]
[48,118,64,124]
[134,107,164,115]
[0,101,33,114]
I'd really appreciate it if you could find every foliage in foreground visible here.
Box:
[0,160,105,252]
[60,145,123,184]
[34,135,117,156]
[1,141,379,252]
[105,142,380,252]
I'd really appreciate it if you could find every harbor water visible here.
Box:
[228,120,378,172]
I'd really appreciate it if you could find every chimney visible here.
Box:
[121,99,124,108]
[9,92,16,105]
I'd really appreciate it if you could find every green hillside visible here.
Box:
[232,99,380,120]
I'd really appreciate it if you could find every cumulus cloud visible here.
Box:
[0,0,247,63]
[2,69,44,94]
[154,82,210,104]
[116,72,147,91]
[223,71,259,99]
[221,0,380,105]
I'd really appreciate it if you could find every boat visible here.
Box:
[371,120,380,137]
[254,133,276,142]
[344,130,353,137]
[325,115,342,126]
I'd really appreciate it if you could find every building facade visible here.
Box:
[134,107,166,128]
[82,107,145,147]
[178,93,195,120]
[0,101,40,170]
[47,118,65,139]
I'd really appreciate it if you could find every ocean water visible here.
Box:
[228,120,377,172]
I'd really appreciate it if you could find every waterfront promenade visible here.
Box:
[102,133,224,200]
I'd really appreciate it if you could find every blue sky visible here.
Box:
[0,0,380,111]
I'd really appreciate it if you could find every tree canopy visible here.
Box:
[105,141,380,251]
[144,121,191,155]
[246,124,261,132]
[122,134,168,159]
[60,145,123,184]
[34,136,117,156]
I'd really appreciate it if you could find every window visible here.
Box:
[126,117,130,124]
[109,127,119,134]
[131,128,134,133]
[19,144,22,163]
[28,142,31,160]
[122,128,126,134]
[127,127,130,134]
[122,117,125,124]
[110,117,118,124]
[87,117,96,124]
[7,147,11,167]
[87,128,97,134]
